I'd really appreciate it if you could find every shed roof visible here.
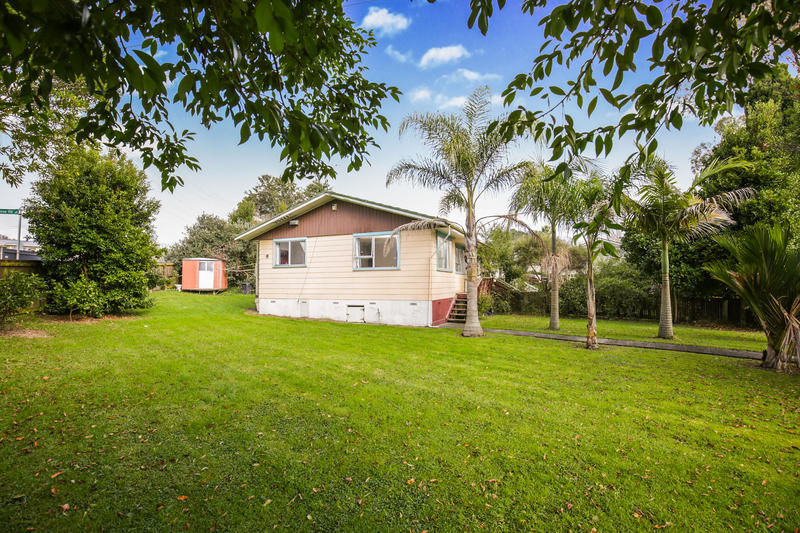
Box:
[235,191,462,242]
[183,257,222,261]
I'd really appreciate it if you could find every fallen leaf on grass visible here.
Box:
[50,472,64,479]
[177,495,188,501]
[59,504,69,513]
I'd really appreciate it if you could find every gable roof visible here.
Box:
[235,191,461,241]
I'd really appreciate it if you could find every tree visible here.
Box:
[511,163,580,330]
[240,175,330,220]
[1,1,400,190]
[707,225,800,370]
[693,66,800,244]
[573,174,621,349]
[0,79,92,186]
[166,213,255,287]
[23,147,161,316]
[387,87,528,337]
[624,155,752,338]
[466,1,800,184]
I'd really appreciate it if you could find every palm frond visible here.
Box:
[691,157,754,191]
[386,158,458,190]
[439,188,466,216]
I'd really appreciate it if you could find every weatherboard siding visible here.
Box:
[258,230,434,301]
[260,199,415,240]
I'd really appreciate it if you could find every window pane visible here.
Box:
[358,257,373,268]
[358,237,372,257]
[277,242,290,265]
[374,237,398,268]
[456,247,465,273]
[290,240,305,265]
[437,236,450,269]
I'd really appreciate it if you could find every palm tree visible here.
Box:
[386,86,527,337]
[573,174,621,349]
[625,155,753,339]
[706,225,800,370]
[511,163,580,330]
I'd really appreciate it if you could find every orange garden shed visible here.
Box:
[181,258,228,291]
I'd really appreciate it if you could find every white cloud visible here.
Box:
[385,44,412,63]
[362,7,410,37]
[445,68,501,83]
[410,87,433,103]
[419,45,470,69]
[154,49,168,59]
[491,94,504,106]
[438,95,467,109]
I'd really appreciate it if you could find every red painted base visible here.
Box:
[432,296,455,326]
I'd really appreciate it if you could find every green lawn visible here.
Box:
[1,292,798,531]
[480,314,766,352]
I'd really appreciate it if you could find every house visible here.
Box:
[235,192,467,326]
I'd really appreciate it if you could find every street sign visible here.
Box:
[0,209,19,214]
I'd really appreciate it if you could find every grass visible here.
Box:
[480,314,766,353]
[0,292,797,531]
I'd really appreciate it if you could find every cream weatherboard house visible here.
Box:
[236,192,467,326]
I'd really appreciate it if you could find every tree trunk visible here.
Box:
[586,258,598,349]
[658,239,674,339]
[462,212,484,337]
[549,221,560,331]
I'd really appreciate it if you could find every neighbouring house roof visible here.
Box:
[235,191,462,242]
[0,238,40,250]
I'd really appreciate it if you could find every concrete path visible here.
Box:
[440,323,762,360]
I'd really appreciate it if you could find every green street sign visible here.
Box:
[0,209,19,214]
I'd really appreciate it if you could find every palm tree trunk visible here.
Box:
[462,211,484,337]
[586,257,598,349]
[549,221,560,331]
[658,239,674,339]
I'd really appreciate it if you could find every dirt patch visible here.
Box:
[1,328,52,338]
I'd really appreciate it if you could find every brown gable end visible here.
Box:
[259,200,415,240]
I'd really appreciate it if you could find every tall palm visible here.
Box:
[625,155,753,339]
[573,173,621,349]
[387,86,527,337]
[511,163,580,330]
[706,225,800,370]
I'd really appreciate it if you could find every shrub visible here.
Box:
[559,275,588,317]
[478,294,493,315]
[0,272,45,328]
[48,277,106,318]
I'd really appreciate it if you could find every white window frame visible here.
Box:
[353,232,400,271]
[273,238,307,267]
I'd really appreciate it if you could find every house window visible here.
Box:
[455,245,466,274]
[436,232,453,271]
[354,233,399,270]
[274,238,306,267]
[199,260,214,272]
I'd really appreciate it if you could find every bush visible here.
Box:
[559,275,588,317]
[48,277,106,318]
[0,272,45,328]
[478,294,493,315]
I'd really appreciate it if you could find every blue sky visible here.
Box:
[0,2,723,245]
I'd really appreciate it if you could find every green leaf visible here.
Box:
[255,0,275,33]
[670,108,683,129]
[587,96,598,117]
[645,6,662,28]
[239,121,251,144]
